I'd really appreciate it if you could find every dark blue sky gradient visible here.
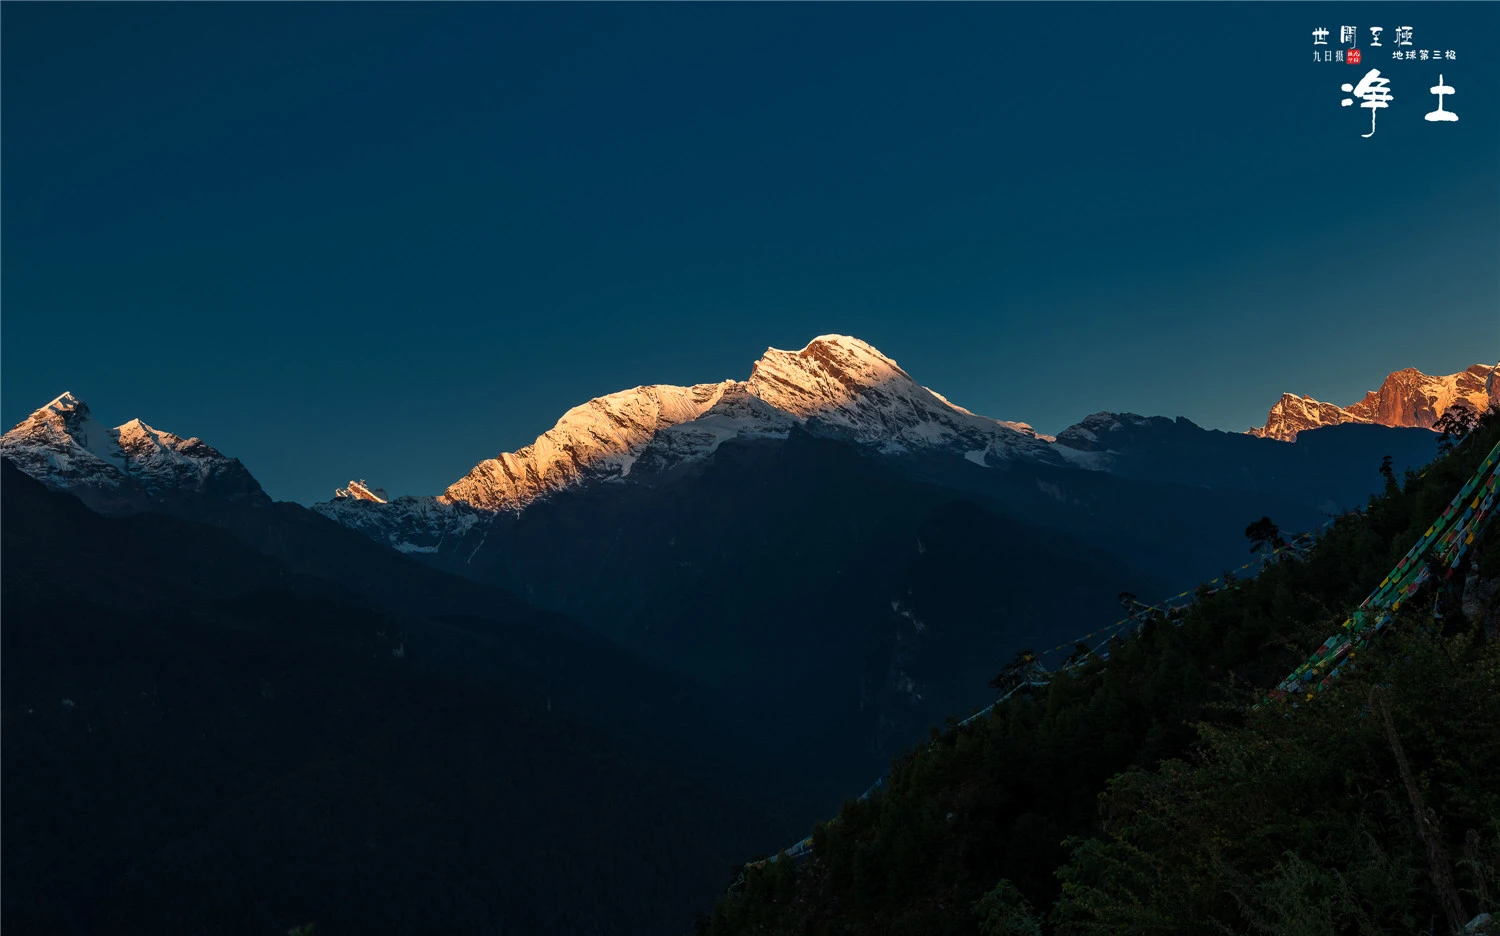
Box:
[4,3,1497,504]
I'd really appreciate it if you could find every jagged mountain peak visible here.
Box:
[1,393,266,510]
[1250,362,1499,441]
[7,392,120,459]
[335,479,389,503]
[746,336,1054,462]
[747,335,914,418]
[44,390,85,414]
[116,416,186,448]
[22,391,87,428]
[762,333,897,365]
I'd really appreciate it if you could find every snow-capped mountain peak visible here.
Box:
[452,332,1061,509]
[746,335,915,419]
[115,417,195,458]
[1,394,267,510]
[744,335,991,433]
[44,390,85,415]
[744,334,1056,460]
[4,392,129,472]
[315,335,1058,522]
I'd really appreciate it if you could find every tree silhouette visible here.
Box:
[1064,641,1092,667]
[989,648,1038,692]
[1435,405,1481,454]
[1379,454,1396,487]
[1244,516,1284,553]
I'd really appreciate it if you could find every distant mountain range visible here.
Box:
[4,337,1474,791]
[8,339,1486,525]
[286,339,1489,574]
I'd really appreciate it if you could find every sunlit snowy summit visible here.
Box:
[310,335,1061,550]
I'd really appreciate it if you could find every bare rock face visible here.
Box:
[0,392,267,512]
[1252,395,1359,442]
[1249,362,1500,441]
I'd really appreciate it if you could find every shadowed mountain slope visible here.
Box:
[0,462,799,935]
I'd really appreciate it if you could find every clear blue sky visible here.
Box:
[4,3,1497,505]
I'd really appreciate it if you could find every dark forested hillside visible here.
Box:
[0,463,796,935]
[705,415,1500,936]
[455,428,1343,803]
[138,483,796,799]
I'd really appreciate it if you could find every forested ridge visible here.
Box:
[705,412,1500,936]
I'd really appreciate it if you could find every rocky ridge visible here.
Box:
[1248,363,1499,441]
